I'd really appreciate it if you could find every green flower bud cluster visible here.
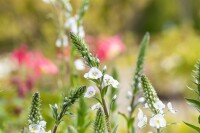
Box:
[70,32,100,68]
[141,75,159,114]
[28,92,43,125]
[94,108,107,133]
[51,86,86,126]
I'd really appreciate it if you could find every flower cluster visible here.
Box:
[137,75,176,132]
[29,121,51,133]
[83,67,119,100]
[28,92,51,133]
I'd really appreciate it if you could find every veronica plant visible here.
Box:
[27,92,51,133]
[184,60,200,132]
[139,75,176,133]
[118,33,149,133]
[50,86,86,133]
[70,32,119,133]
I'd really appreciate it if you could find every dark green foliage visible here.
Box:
[185,60,200,132]
[70,32,100,68]
[50,86,86,125]
[94,108,107,133]
[28,92,42,124]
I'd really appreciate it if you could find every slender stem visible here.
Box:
[99,86,111,133]
[52,125,58,133]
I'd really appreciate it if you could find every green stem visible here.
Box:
[99,87,111,133]
[52,125,58,133]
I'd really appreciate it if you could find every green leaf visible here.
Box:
[49,104,58,120]
[118,112,128,121]
[102,86,108,98]
[187,86,199,95]
[93,97,103,105]
[128,118,135,129]
[186,98,200,112]
[184,122,200,133]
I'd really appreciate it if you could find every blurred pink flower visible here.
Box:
[11,75,35,98]
[11,45,58,77]
[95,36,126,61]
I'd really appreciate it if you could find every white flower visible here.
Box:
[103,74,119,88]
[39,121,46,128]
[153,100,165,114]
[55,35,68,47]
[127,106,132,112]
[91,103,101,110]
[137,108,147,128]
[84,86,96,98]
[149,114,166,129]
[84,67,102,79]
[167,102,176,114]
[29,124,41,133]
[138,97,145,103]
[112,79,119,88]
[127,91,133,97]
[74,59,85,70]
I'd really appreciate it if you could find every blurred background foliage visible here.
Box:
[0,0,200,132]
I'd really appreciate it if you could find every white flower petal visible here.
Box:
[39,121,46,128]
[84,86,96,98]
[88,67,102,79]
[167,102,176,114]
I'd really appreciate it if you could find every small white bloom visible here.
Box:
[39,121,46,128]
[29,124,41,133]
[167,102,176,114]
[84,86,96,98]
[112,79,119,88]
[103,74,119,88]
[55,35,68,48]
[112,94,117,100]
[74,59,85,70]
[149,114,166,129]
[127,91,133,97]
[127,106,132,112]
[137,108,147,128]
[138,97,145,103]
[153,100,165,114]
[84,67,102,79]
[91,103,101,110]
